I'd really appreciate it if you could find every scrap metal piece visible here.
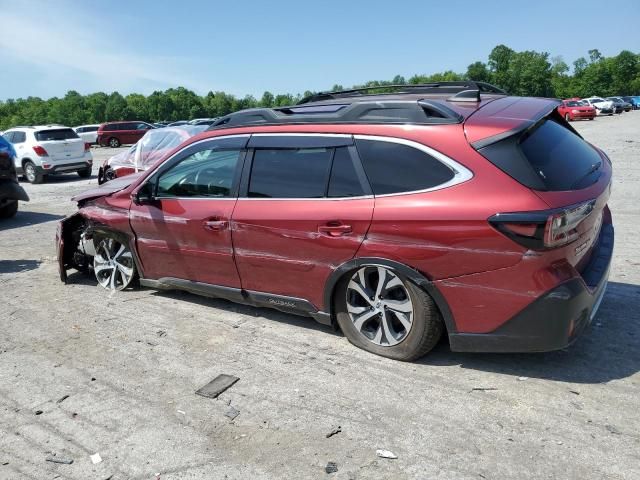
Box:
[195,374,239,399]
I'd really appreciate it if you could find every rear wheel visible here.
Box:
[0,200,18,219]
[93,237,136,291]
[108,137,121,148]
[564,113,572,122]
[77,166,92,178]
[23,161,44,184]
[335,265,443,361]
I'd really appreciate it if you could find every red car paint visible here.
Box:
[557,100,596,121]
[58,93,613,353]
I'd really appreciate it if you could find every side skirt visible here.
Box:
[139,277,332,326]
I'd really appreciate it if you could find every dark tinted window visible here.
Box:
[249,148,332,198]
[13,132,26,143]
[520,119,603,190]
[85,126,99,132]
[355,139,455,195]
[157,149,241,198]
[3,132,14,142]
[328,148,365,197]
[35,129,79,141]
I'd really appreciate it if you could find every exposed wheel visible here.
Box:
[108,137,121,148]
[93,237,136,290]
[77,166,92,178]
[564,113,571,122]
[335,265,443,361]
[23,160,44,184]
[0,200,18,219]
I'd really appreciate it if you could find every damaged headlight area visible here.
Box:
[57,213,96,282]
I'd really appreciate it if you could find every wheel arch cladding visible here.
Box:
[324,257,457,333]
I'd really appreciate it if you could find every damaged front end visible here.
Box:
[56,213,97,283]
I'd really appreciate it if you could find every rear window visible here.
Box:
[520,120,603,190]
[36,129,79,141]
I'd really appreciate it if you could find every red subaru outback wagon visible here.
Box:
[57,82,613,361]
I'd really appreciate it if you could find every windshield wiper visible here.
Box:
[571,162,602,189]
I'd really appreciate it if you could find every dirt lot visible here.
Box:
[1,114,639,480]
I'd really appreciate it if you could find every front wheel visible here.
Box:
[564,113,572,122]
[0,200,18,219]
[93,237,136,290]
[108,137,121,148]
[335,265,443,361]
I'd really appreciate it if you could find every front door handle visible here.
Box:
[318,223,352,237]
[203,219,228,231]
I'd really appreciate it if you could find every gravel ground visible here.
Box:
[1,114,639,480]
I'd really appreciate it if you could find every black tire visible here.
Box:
[589,117,594,120]
[334,267,443,361]
[108,137,121,148]
[77,166,92,178]
[23,160,44,184]
[0,200,18,219]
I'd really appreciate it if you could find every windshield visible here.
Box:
[35,128,79,141]
[566,101,579,107]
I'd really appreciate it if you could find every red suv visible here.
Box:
[97,121,155,148]
[57,82,613,361]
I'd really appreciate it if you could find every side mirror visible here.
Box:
[132,182,155,205]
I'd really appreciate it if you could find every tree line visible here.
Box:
[1,45,638,130]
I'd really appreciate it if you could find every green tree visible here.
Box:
[466,61,491,82]
[105,92,129,121]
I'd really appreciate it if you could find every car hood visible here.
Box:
[71,172,144,203]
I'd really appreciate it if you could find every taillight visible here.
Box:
[32,145,48,157]
[489,200,596,250]
[84,142,91,151]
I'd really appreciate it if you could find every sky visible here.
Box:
[0,0,638,101]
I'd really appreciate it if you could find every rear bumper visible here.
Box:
[22,160,92,175]
[449,222,614,352]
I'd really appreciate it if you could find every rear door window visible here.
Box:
[354,138,455,195]
[248,148,332,198]
[13,132,26,143]
[35,129,79,141]
[328,147,366,198]
[519,119,603,190]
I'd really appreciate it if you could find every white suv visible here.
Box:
[73,124,100,144]
[1,126,93,183]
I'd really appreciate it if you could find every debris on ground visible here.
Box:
[569,390,580,395]
[376,449,398,459]
[224,406,240,420]
[517,377,529,381]
[45,455,73,464]
[157,330,166,337]
[606,424,622,435]
[56,395,69,404]
[177,410,186,415]
[325,461,338,474]
[469,387,498,393]
[35,410,43,415]
[326,426,342,438]
[90,453,102,464]
[195,374,239,399]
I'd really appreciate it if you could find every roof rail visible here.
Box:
[298,81,507,104]
[207,98,466,131]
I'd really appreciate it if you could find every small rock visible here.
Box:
[605,424,621,435]
[325,461,338,474]
[35,410,43,416]
[517,376,529,381]
[376,449,398,459]
[556,440,563,445]
[326,426,342,438]
[177,410,186,415]
[90,453,102,464]
[225,406,240,420]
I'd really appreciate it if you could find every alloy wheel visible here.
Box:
[93,238,135,290]
[346,266,414,346]
[25,163,36,182]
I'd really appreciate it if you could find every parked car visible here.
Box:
[621,96,640,110]
[96,121,155,148]
[581,97,615,115]
[167,120,190,127]
[0,135,29,218]
[98,125,207,184]
[2,126,93,183]
[73,124,100,144]
[557,99,596,121]
[189,118,218,126]
[606,97,632,112]
[57,81,613,361]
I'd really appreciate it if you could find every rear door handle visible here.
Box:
[318,224,352,237]
[203,219,228,231]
